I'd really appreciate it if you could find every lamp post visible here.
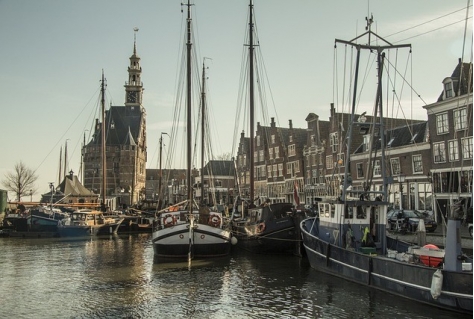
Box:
[399,174,406,210]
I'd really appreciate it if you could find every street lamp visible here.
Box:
[399,174,406,210]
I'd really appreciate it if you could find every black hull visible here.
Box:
[233,225,300,255]
[301,218,473,314]
[152,224,232,261]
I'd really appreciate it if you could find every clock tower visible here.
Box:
[125,28,143,108]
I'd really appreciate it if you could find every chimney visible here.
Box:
[289,119,293,129]
[271,117,275,128]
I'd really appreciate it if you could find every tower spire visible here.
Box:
[133,27,139,55]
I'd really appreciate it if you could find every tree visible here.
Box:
[1,161,38,202]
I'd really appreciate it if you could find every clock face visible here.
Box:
[128,91,137,103]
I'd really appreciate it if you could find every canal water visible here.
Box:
[0,234,469,319]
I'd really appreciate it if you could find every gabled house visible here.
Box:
[423,59,473,221]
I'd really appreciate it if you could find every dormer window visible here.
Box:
[443,78,454,99]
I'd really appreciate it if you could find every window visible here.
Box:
[274,147,279,158]
[373,160,381,177]
[278,163,283,176]
[461,137,473,159]
[363,135,371,151]
[256,135,260,147]
[436,112,449,134]
[288,144,296,157]
[330,132,338,153]
[412,154,423,173]
[287,163,293,176]
[390,158,400,175]
[268,148,273,160]
[294,161,300,173]
[444,81,453,98]
[259,150,264,162]
[454,107,468,130]
[433,142,446,163]
[356,163,364,178]
[326,155,333,169]
[271,134,275,144]
[448,140,459,162]
[267,165,272,177]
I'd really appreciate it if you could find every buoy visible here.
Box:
[231,236,238,245]
[420,244,443,267]
[430,269,443,299]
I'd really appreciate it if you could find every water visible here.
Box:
[0,234,469,319]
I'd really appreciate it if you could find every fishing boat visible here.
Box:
[300,15,472,314]
[151,1,233,262]
[57,209,122,237]
[230,0,304,255]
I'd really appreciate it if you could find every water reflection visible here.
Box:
[0,235,470,319]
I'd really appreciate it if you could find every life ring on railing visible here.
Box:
[208,214,221,227]
[163,214,176,227]
[256,222,265,233]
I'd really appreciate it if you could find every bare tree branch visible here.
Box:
[1,161,38,201]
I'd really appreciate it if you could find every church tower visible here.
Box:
[125,27,144,108]
[82,28,147,207]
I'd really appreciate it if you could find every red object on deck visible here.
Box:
[419,244,443,267]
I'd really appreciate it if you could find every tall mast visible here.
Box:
[337,16,411,201]
[248,0,255,203]
[185,0,193,213]
[200,59,207,206]
[101,70,106,206]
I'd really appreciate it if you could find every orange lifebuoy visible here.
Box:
[163,214,176,227]
[208,214,221,227]
[256,222,265,233]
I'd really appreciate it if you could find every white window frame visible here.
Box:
[436,112,449,134]
[454,107,468,130]
[278,163,283,176]
[373,160,381,177]
[390,158,400,175]
[461,137,473,159]
[326,155,333,170]
[288,144,296,157]
[274,147,279,158]
[433,142,446,163]
[356,163,364,179]
[448,139,459,162]
[412,154,423,174]
[330,132,338,153]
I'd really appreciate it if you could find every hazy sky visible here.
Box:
[0,0,472,201]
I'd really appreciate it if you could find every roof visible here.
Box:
[202,160,235,176]
[437,60,473,101]
[88,105,144,146]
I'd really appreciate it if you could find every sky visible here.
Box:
[0,0,472,201]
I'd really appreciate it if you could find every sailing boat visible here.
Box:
[230,0,304,255]
[300,16,472,314]
[151,1,232,262]
[57,71,122,237]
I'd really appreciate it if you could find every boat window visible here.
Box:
[356,206,366,219]
[344,206,353,219]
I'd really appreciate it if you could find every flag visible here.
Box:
[294,180,300,206]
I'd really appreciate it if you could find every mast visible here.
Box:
[337,17,411,201]
[200,59,207,206]
[101,70,106,207]
[185,0,193,214]
[58,146,62,186]
[248,0,255,203]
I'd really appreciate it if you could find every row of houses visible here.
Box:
[144,60,471,222]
